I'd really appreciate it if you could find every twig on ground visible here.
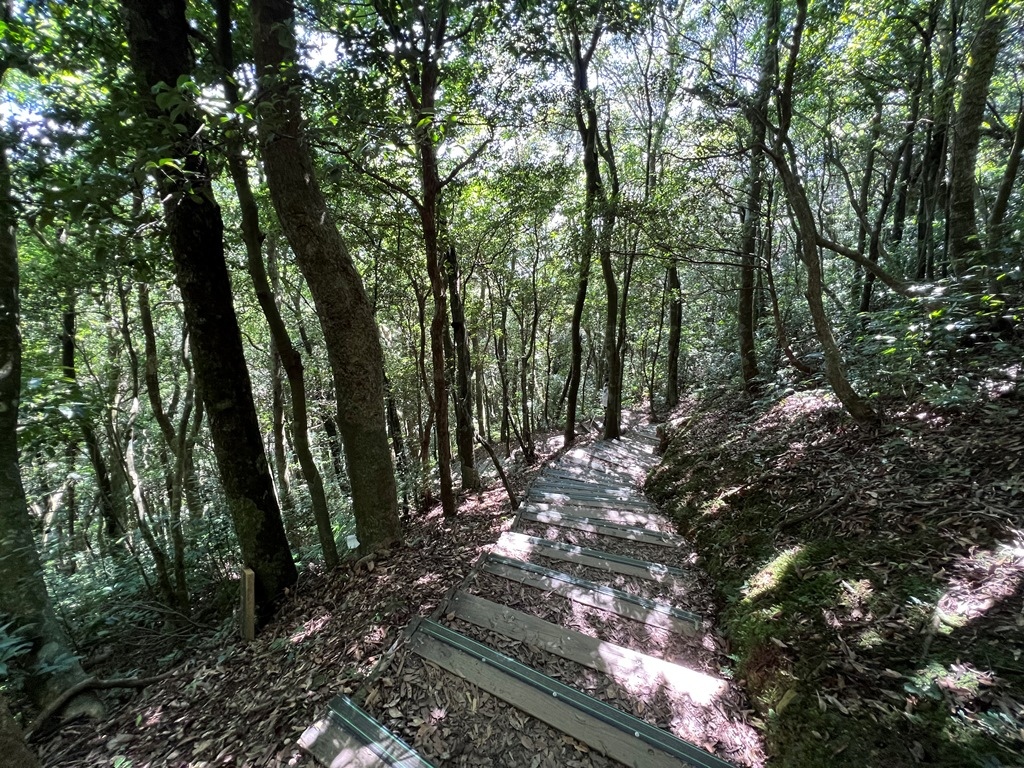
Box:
[25,672,175,741]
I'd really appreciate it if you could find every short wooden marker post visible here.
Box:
[240,567,256,641]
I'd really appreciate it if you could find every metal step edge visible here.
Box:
[446,591,727,706]
[409,618,733,768]
[482,553,702,627]
[519,506,684,545]
[501,530,690,578]
[301,694,437,768]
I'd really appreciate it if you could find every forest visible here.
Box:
[1,0,1022,765]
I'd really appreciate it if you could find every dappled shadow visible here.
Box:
[645,389,1024,766]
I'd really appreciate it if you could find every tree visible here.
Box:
[946,0,1010,275]
[213,0,339,569]
[119,0,297,622]
[757,0,880,426]
[0,33,101,713]
[250,0,402,549]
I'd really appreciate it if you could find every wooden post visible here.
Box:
[240,567,255,641]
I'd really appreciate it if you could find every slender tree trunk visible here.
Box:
[418,151,457,515]
[665,263,682,407]
[122,0,297,621]
[215,0,339,568]
[269,345,294,516]
[137,285,190,611]
[472,333,488,439]
[988,98,1024,255]
[60,295,78,549]
[765,0,879,426]
[564,269,589,444]
[444,245,479,490]
[251,0,401,549]
[889,17,931,246]
[739,176,762,390]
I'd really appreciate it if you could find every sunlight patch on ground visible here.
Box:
[415,572,443,588]
[139,704,165,729]
[761,390,840,426]
[742,546,804,603]
[289,613,333,644]
[933,538,1024,630]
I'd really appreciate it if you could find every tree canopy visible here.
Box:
[1,0,1022,760]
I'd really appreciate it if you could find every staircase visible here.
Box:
[299,426,762,767]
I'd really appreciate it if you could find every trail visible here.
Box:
[300,426,765,767]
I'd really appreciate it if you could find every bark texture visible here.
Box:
[250,0,401,549]
[947,0,1007,274]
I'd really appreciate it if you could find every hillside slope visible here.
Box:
[646,389,1024,767]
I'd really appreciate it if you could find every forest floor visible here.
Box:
[646,387,1024,768]
[30,387,1024,768]
[33,435,562,767]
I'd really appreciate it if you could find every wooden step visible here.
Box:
[529,488,655,512]
[616,435,659,454]
[300,694,436,768]
[496,531,689,585]
[518,506,685,547]
[598,438,658,459]
[530,484,651,507]
[559,451,641,477]
[544,466,639,487]
[533,475,645,500]
[524,501,666,529]
[564,448,644,474]
[446,591,726,706]
[407,618,732,768]
[480,554,700,635]
[536,471,639,492]
[593,444,658,468]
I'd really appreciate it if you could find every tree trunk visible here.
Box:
[60,296,78,550]
[988,98,1024,256]
[215,0,339,568]
[137,284,190,611]
[444,245,480,490]
[0,695,39,768]
[664,262,682,407]
[122,0,297,621]
[564,269,589,444]
[766,0,879,426]
[416,128,457,516]
[738,171,762,391]
[472,332,488,439]
[0,124,101,717]
[947,0,1007,274]
[250,0,401,549]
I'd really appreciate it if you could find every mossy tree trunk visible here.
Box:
[946,0,1008,275]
